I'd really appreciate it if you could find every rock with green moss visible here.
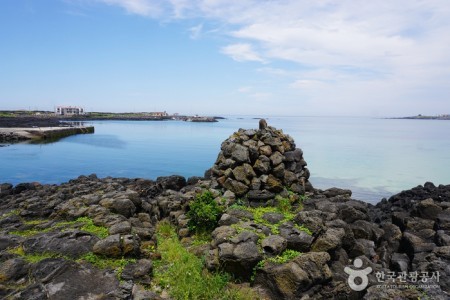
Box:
[22,230,99,258]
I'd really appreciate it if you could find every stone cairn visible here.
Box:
[210,119,313,202]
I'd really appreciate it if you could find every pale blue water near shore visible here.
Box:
[1,117,450,204]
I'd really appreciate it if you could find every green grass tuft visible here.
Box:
[77,252,136,278]
[154,221,258,299]
[8,246,65,263]
[228,196,311,236]
[267,249,301,264]
[9,216,109,238]
[76,217,109,238]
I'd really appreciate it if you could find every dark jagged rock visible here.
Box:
[278,222,314,252]
[261,235,287,255]
[121,259,153,283]
[13,182,37,195]
[156,175,186,191]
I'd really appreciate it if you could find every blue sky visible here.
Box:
[1,0,450,116]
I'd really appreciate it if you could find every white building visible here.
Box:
[55,106,85,116]
[148,111,168,117]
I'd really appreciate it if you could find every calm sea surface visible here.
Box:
[1,117,450,204]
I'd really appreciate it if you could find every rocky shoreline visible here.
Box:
[0,125,449,299]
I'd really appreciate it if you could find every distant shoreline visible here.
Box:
[389,114,450,120]
[0,110,223,128]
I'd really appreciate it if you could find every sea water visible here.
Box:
[1,117,450,204]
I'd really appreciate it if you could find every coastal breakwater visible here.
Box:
[0,124,449,299]
[0,126,95,143]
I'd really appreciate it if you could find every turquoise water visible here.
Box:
[1,117,450,204]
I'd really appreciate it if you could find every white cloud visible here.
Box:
[290,79,324,89]
[249,92,271,100]
[82,0,450,115]
[189,23,203,39]
[221,43,265,63]
[237,86,252,93]
[97,0,163,16]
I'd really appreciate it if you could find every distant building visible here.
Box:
[55,106,85,116]
[148,111,168,117]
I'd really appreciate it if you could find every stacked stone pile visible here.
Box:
[210,123,313,202]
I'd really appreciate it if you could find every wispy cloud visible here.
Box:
[189,23,203,39]
[221,43,265,63]
[290,79,324,90]
[97,0,163,17]
[237,86,252,93]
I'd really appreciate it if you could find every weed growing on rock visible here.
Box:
[10,216,109,238]
[276,196,292,213]
[0,209,20,220]
[23,219,49,226]
[250,249,302,282]
[9,227,52,237]
[78,252,136,279]
[250,260,266,282]
[76,217,109,238]
[267,249,301,264]
[191,231,213,246]
[227,196,311,236]
[187,190,224,234]
[8,245,65,263]
[230,224,266,242]
[7,245,26,256]
[58,216,109,238]
[294,224,312,235]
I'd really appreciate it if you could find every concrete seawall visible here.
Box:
[0,126,95,143]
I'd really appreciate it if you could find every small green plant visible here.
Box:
[187,191,224,233]
[294,224,312,235]
[10,229,41,237]
[76,217,109,238]
[299,194,309,202]
[8,245,26,256]
[250,260,266,282]
[78,252,136,278]
[229,203,247,211]
[23,219,49,226]
[251,250,302,282]
[0,209,20,220]
[191,231,212,246]
[276,196,292,213]
[156,220,176,238]
[267,249,301,264]
[8,246,64,263]
[10,216,109,238]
